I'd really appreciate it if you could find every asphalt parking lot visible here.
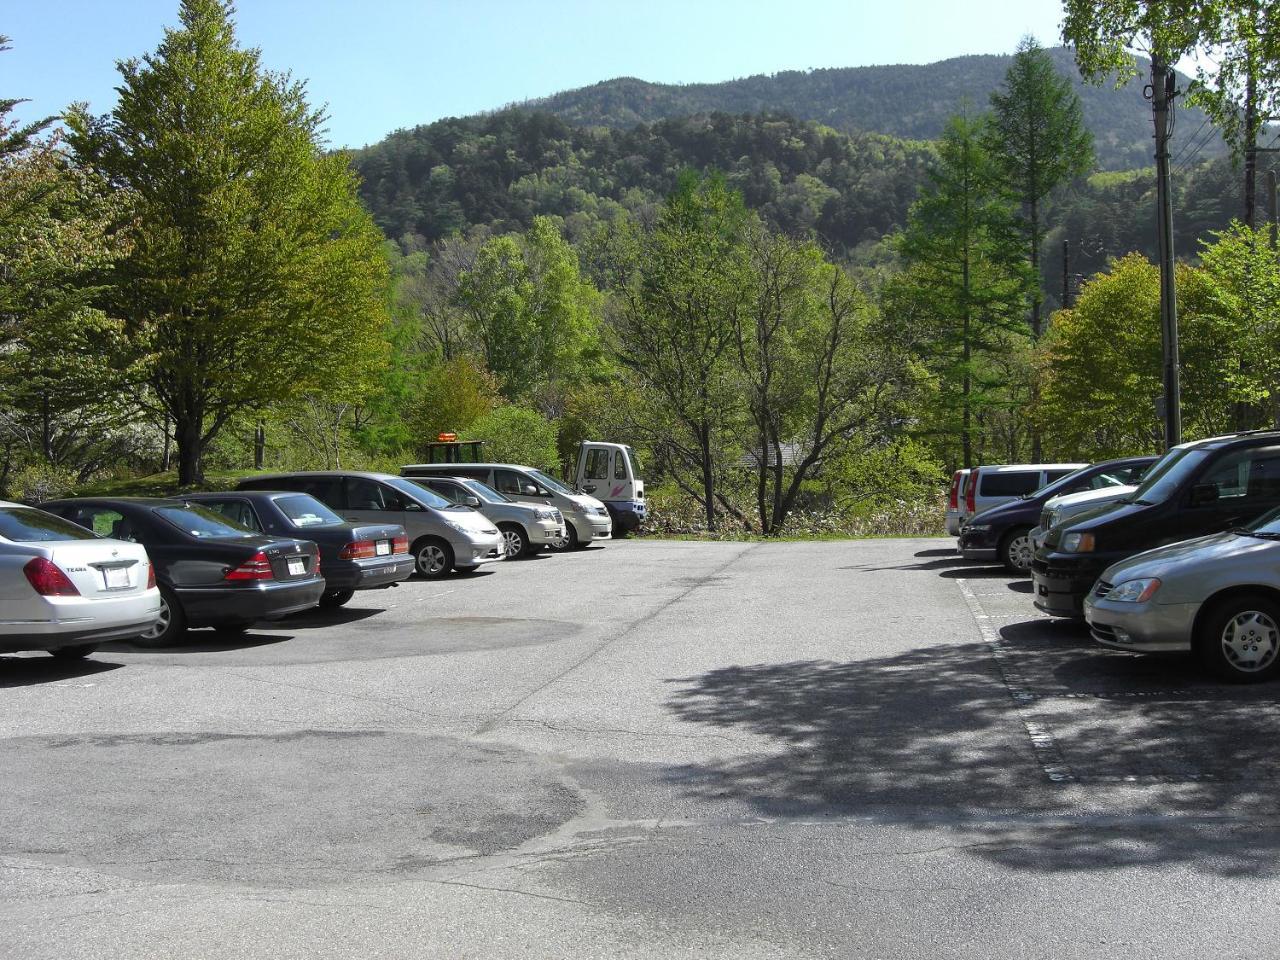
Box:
[3,538,1280,959]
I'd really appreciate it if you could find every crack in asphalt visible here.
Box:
[475,542,758,735]
[504,718,737,742]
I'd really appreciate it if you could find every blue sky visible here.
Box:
[7,0,1068,148]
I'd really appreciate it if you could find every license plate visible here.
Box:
[376,540,391,556]
[287,558,305,576]
[104,567,129,589]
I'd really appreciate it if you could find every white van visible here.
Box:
[402,463,612,550]
[573,442,645,534]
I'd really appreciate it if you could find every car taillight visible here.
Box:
[392,534,408,555]
[224,551,274,581]
[965,472,977,514]
[339,540,376,560]
[23,557,81,597]
[146,562,156,589]
[948,472,961,509]
[313,552,320,575]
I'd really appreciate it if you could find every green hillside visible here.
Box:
[519,47,1223,172]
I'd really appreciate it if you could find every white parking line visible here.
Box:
[955,578,1076,783]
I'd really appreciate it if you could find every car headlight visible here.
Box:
[1061,532,1096,552]
[444,519,470,534]
[1105,578,1162,603]
[535,508,558,521]
[1047,510,1061,527]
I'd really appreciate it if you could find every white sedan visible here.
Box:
[0,500,160,659]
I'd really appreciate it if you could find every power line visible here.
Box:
[1170,115,1212,167]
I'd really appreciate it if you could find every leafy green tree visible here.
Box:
[414,357,502,447]
[1198,223,1280,423]
[455,217,601,405]
[1188,1,1280,226]
[733,226,918,533]
[462,406,559,471]
[1037,252,1238,457]
[893,113,1032,468]
[986,36,1094,339]
[609,171,753,529]
[66,0,390,484]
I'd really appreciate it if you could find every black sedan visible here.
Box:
[40,497,325,646]
[181,490,412,607]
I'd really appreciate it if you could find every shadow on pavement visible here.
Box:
[663,643,1280,876]
[102,632,293,654]
[281,607,382,630]
[0,655,123,687]
[1005,580,1034,594]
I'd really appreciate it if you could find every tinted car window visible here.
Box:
[978,471,1041,497]
[493,469,525,495]
[153,504,257,539]
[198,499,263,532]
[383,476,454,509]
[1044,470,1075,484]
[463,479,509,503]
[67,507,141,542]
[275,494,344,528]
[0,507,98,542]
[346,477,390,511]
[1199,447,1280,502]
[528,469,573,496]
[614,451,628,481]
[422,480,464,503]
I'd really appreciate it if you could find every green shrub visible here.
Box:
[462,407,559,471]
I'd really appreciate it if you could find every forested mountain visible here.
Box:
[520,47,1224,172]
[352,110,937,255]
[351,106,1264,292]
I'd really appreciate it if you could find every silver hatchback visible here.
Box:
[1085,506,1280,682]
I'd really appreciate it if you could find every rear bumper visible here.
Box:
[0,592,161,650]
[178,577,327,626]
[323,555,414,592]
[945,514,962,536]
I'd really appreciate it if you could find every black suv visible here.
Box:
[959,456,1157,573]
[1032,431,1280,617]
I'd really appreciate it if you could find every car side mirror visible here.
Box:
[465,496,481,508]
[522,484,539,496]
[1190,483,1219,506]
[405,501,424,512]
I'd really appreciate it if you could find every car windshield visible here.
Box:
[528,469,573,496]
[1248,506,1280,535]
[1126,447,1211,505]
[0,507,99,542]
[154,504,257,539]
[274,494,344,528]
[383,476,458,510]
[625,446,641,474]
[1028,466,1091,499]
[462,479,510,504]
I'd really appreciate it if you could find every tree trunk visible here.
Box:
[699,424,716,531]
[174,414,205,487]
[1029,196,1043,461]
[40,395,52,462]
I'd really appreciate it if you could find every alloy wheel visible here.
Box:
[140,594,171,642]
[1220,610,1280,674]
[418,544,448,576]
[1007,534,1035,572]
[502,529,524,558]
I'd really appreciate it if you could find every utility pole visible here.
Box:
[1150,55,1181,449]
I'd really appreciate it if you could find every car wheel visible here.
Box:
[1197,594,1280,682]
[414,537,454,578]
[50,644,97,660]
[135,585,186,647]
[499,523,529,559]
[999,526,1035,574]
[319,589,355,608]
[548,522,579,553]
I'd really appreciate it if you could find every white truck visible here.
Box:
[573,442,646,535]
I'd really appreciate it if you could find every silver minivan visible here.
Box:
[402,463,612,550]
[407,475,565,557]
[238,471,503,578]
